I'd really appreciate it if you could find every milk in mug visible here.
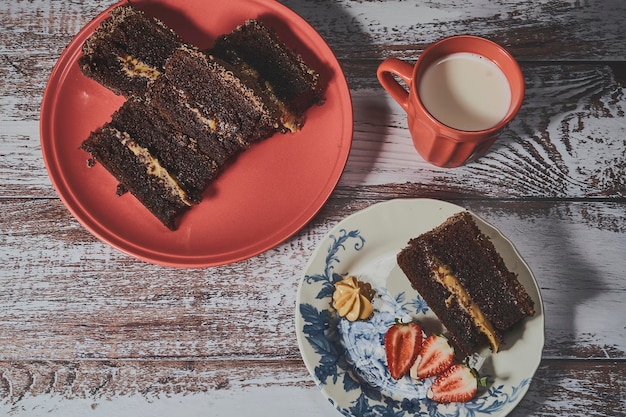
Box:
[418,52,512,131]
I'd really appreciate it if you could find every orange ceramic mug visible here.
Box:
[377,35,524,168]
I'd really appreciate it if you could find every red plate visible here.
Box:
[40,0,353,267]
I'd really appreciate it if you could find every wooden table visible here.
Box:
[1,0,625,415]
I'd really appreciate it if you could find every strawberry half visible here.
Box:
[384,320,423,380]
[414,334,455,379]
[427,363,481,403]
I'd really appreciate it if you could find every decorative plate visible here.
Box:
[295,198,544,417]
[39,0,352,267]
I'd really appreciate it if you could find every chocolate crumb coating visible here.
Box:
[79,5,183,97]
[80,123,191,231]
[211,20,325,131]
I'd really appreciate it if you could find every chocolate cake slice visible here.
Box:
[210,20,325,132]
[149,45,283,151]
[81,125,190,231]
[108,98,220,204]
[79,5,183,97]
[147,75,242,165]
[81,99,221,230]
[396,211,535,356]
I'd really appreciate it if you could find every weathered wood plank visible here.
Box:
[2,62,625,198]
[3,0,624,61]
[0,359,622,417]
[341,62,626,197]
[283,0,626,61]
[0,0,111,120]
[1,1,625,416]
[512,360,626,417]
[1,198,624,360]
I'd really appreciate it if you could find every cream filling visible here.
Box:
[119,54,161,80]
[168,84,219,132]
[184,101,218,131]
[262,80,301,133]
[434,264,500,352]
[117,130,193,206]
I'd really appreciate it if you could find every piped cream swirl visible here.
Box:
[332,275,375,321]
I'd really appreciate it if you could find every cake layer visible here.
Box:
[211,20,324,131]
[147,76,243,166]
[80,124,191,231]
[396,212,535,356]
[108,99,220,204]
[153,46,283,147]
[79,5,183,97]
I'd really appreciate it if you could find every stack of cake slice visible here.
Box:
[78,5,325,230]
[210,19,324,132]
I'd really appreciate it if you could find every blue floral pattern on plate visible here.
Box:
[298,225,535,417]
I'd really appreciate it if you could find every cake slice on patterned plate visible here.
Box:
[396,211,535,357]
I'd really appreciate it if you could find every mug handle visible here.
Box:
[376,58,414,112]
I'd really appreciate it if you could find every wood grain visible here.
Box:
[1,0,625,415]
[1,199,624,360]
[283,0,626,61]
[3,61,625,198]
[0,359,623,416]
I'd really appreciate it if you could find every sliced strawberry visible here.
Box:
[427,364,479,403]
[415,334,455,379]
[384,320,423,380]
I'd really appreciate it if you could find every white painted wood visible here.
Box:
[1,0,625,415]
[0,387,333,417]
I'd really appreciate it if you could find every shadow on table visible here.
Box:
[281,0,393,187]
[507,204,611,416]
